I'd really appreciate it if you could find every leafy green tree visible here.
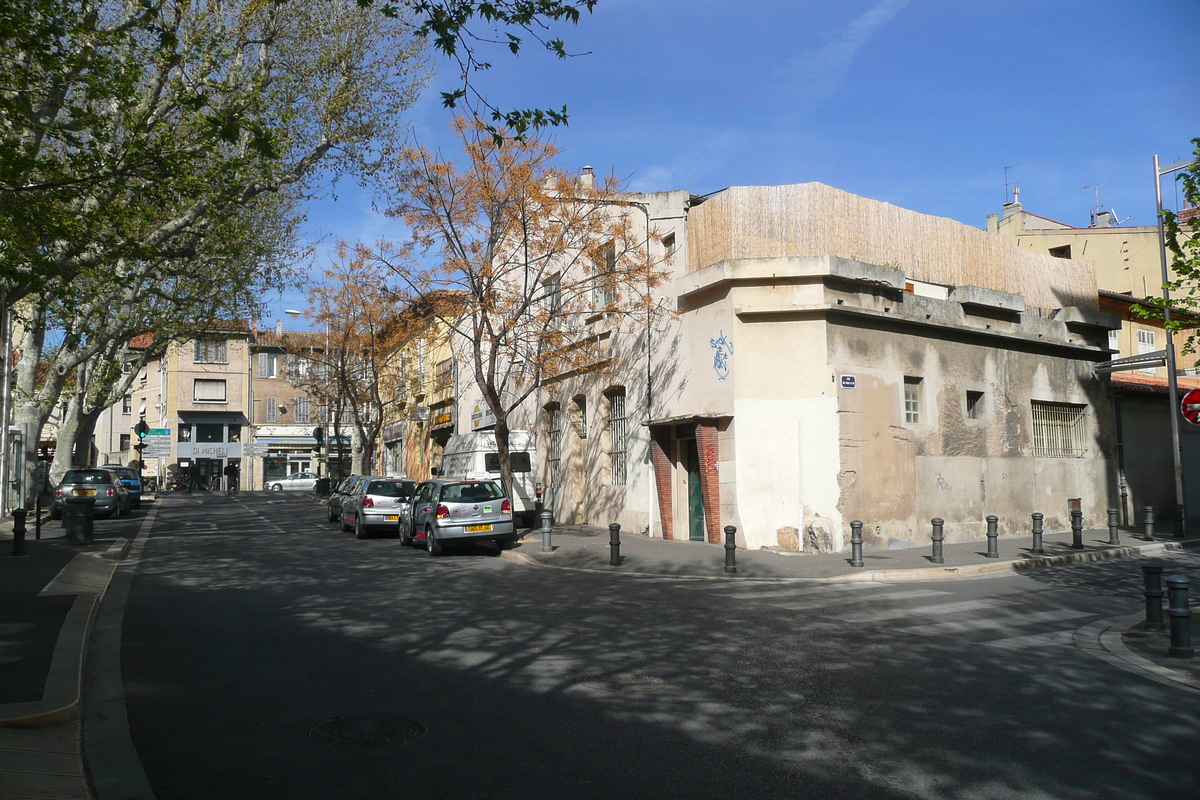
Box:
[1148,137,1200,354]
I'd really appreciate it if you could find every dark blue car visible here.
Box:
[100,464,143,509]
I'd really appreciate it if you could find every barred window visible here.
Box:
[194,339,227,364]
[545,403,561,482]
[294,396,310,424]
[193,379,226,402]
[1031,401,1088,458]
[607,388,627,485]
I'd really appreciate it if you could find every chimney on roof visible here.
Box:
[276,318,283,335]
[579,166,594,189]
[1001,186,1023,219]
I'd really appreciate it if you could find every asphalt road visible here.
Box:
[108,493,1200,799]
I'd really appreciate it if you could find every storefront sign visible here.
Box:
[432,410,455,429]
[470,404,496,430]
[177,442,242,458]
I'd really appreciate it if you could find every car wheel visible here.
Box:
[327,505,338,522]
[340,511,352,532]
[271,483,283,491]
[400,521,413,546]
[426,527,442,557]
[354,515,367,540]
[496,536,516,550]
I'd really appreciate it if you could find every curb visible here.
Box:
[498,537,1200,582]
[0,538,125,728]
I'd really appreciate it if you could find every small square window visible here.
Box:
[966,390,984,420]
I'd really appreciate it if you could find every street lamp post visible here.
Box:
[1154,153,1199,536]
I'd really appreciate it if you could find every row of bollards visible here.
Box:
[1142,562,1193,659]
[538,515,744,574]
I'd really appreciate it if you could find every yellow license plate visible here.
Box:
[78,489,96,496]
[385,515,399,521]
[466,524,493,532]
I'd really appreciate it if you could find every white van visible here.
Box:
[439,430,538,527]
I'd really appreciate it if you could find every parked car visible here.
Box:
[340,477,417,539]
[99,464,143,509]
[266,472,319,492]
[399,478,515,555]
[326,476,364,522]
[439,430,538,527]
[51,468,130,519]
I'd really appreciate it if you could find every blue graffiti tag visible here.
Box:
[709,331,733,379]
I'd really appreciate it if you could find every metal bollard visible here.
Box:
[1070,509,1083,550]
[1031,512,1044,555]
[723,525,738,574]
[10,508,27,557]
[849,520,864,567]
[930,518,945,564]
[985,515,999,559]
[35,494,42,540]
[1143,505,1155,541]
[1166,575,1194,659]
[540,510,553,553]
[1142,561,1166,631]
[1107,508,1120,546]
[1174,504,1186,540]
[609,523,621,566]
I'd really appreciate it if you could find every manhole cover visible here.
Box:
[309,716,427,746]
[576,671,667,692]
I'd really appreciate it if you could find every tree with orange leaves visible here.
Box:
[374,119,669,499]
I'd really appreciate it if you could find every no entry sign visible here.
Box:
[1182,389,1200,425]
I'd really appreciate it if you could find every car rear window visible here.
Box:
[63,470,111,484]
[367,481,414,498]
[440,482,504,502]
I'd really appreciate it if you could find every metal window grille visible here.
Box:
[608,389,627,485]
[904,378,921,424]
[266,396,278,423]
[1031,401,1087,458]
[545,405,561,481]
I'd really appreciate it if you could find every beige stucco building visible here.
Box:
[520,182,1121,553]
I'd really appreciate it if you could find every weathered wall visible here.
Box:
[689,183,1098,311]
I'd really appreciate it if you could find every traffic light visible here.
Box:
[134,419,149,439]
[312,426,324,447]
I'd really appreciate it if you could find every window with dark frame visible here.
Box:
[122,395,131,414]
[119,434,131,451]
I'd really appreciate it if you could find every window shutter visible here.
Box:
[259,352,269,378]
[266,396,278,423]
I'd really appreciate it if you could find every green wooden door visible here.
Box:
[686,439,705,541]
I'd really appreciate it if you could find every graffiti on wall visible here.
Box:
[709,331,733,380]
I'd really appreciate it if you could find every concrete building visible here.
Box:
[524,182,1120,553]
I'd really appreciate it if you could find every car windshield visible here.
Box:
[367,481,414,498]
[63,470,111,484]
[440,482,504,502]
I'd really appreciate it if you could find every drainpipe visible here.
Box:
[0,289,11,516]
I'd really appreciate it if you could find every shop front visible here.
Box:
[176,414,245,491]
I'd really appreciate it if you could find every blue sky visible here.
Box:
[273,0,1200,326]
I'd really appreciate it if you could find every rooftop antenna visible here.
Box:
[1083,181,1116,225]
[1004,165,1019,203]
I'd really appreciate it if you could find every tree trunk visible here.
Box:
[50,393,82,483]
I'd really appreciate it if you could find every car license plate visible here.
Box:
[466,524,493,532]
[385,515,399,521]
[78,489,96,496]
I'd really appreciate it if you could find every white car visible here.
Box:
[267,472,319,492]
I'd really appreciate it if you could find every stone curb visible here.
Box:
[0,538,127,728]
[1097,613,1200,694]
[498,537,1200,582]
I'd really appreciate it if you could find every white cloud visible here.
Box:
[790,0,911,109]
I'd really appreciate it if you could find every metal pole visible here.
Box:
[1107,508,1120,546]
[0,288,11,516]
[608,522,621,566]
[1166,575,1194,659]
[540,510,553,552]
[9,507,26,557]
[723,525,738,574]
[1031,512,1044,555]
[849,520,864,567]
[930,518,944,564]
[1143,505,1155,541]
[985,515,999,558]
[1142,561,1166,631]
[1070,509,1083,550]
[1154,154,1191,536]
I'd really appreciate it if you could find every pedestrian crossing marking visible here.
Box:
[704,583,893,601]
[773,588,950,610]
[836,598,1012,624]
[982,630,1078,650]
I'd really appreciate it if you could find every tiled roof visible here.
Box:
[1110,371,1200,395]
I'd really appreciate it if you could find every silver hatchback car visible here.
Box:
[340,477,416,539]
[400,479,515,555]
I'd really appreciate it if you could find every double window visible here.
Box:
[194,339,227,364]
[258,352,279,379]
